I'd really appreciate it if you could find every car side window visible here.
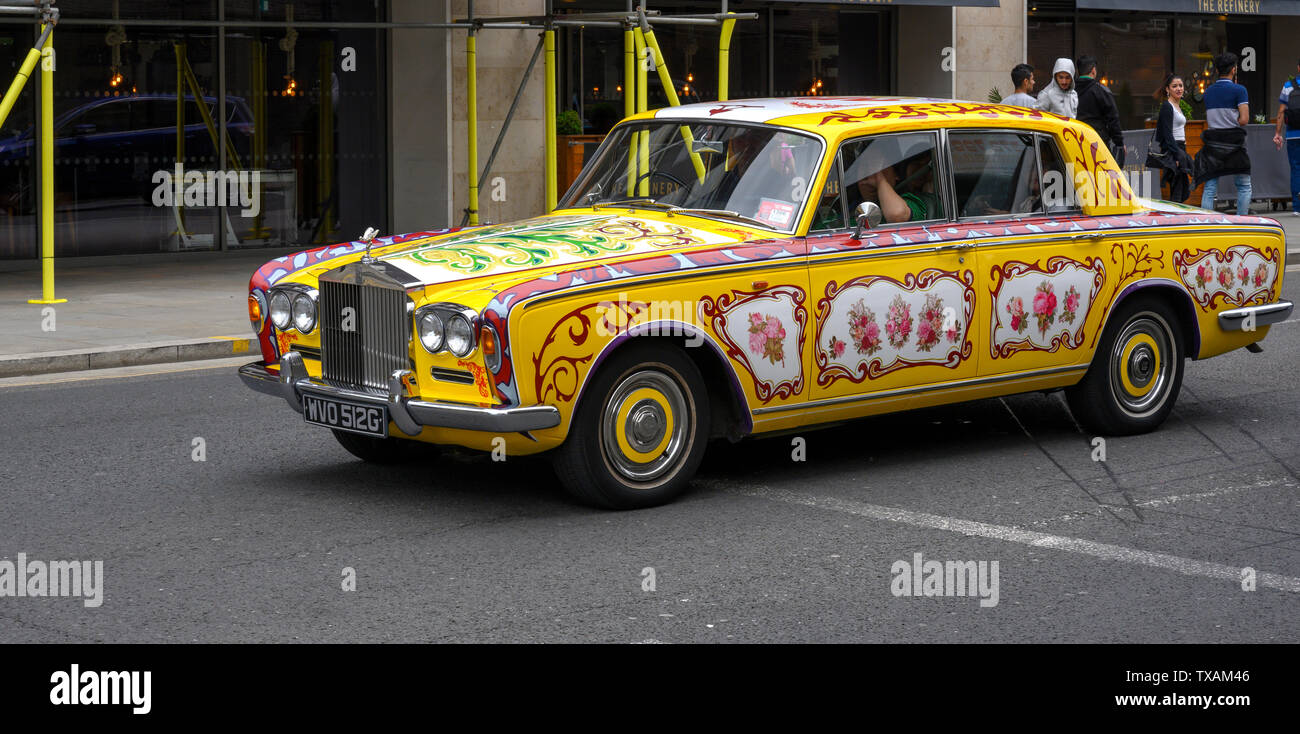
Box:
[810,156,846,232]
[1037,134,1076,214]
[948,131,1042,218]
[65,102,131,135]
[840,132,944,226]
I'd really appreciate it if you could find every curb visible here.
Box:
[0,337,256,378]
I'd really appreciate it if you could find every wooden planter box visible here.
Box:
[558,134,605,196]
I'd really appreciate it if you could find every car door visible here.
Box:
[805,130,981,417]
[957,130,1107,378]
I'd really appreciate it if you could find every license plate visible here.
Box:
[302,394,388,437]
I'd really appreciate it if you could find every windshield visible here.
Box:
[561,121,824,233]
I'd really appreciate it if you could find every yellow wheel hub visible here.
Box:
[613,387,674,462]
[1118,332,1160,399]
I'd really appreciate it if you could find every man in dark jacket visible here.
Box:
[1075,55,1126,166]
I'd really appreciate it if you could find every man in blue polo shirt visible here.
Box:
[1197,52,1252,215]
[1273,59,1300,215]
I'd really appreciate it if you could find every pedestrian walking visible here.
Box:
[1035,58,1077,118]
[1001,64,1036,108]
[1147,73,1193,203]
[1075,55,1125,165]
[1271,58,1300,216]
[1195,52,1252,215]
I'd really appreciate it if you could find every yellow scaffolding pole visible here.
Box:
[623,24,636,197]
[0,33,44,129]
[718,18,735,102]
[543,28,556,212]
[642,25,705,182]
[172,43,191,237]
[29,24,62,304]
[634,26,648,197]
[467,29,480,225]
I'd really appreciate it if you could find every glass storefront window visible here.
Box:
[560,2,891,136]
[0,2,388,260]
[1076,15,1169,129]
[1027,10,1269,130]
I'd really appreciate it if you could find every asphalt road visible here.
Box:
[2,282,1298,643]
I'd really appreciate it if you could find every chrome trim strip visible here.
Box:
[238,353,560,434]
[805,225,1286,267]
[1218,301,1294,331]
[751,364,1088,416]
[521,224,1285,313]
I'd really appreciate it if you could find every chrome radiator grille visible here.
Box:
[320,280,409,391]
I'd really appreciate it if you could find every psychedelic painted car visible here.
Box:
[239,97,1291,509]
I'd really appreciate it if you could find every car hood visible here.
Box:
[370,211,762,288]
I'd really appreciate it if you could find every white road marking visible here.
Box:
[0,357,250,388]
[705,480,1300,593]
[1025,476,1296,526]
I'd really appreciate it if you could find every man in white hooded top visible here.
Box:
[1036,58,1078,118]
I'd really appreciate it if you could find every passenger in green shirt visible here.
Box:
[858,155,939,224]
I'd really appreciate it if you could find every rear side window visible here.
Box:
[1037,134,1076,214]
[948,131,1042,218]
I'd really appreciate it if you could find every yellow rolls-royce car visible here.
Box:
[240,97,1291,509]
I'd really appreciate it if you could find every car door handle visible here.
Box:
[1070,233,1105,242]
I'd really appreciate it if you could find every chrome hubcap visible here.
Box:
[1109,313,1175,417]
[601,369,690,484]
[1128,345,1155,388]
[626,400,666,452]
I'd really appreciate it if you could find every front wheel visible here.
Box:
[1065,297,1185,435]
[552,343,710,509]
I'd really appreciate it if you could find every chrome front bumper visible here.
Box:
[1218,301,1293,331]
[238,352,560,436]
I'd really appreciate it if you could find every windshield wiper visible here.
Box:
[591,197,672,210]
[669,207,773,230]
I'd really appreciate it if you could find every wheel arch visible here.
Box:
[569,320,753,441]
[1097,278,1201,359]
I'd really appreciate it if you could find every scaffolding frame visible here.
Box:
[0,1,60,303]
[0,1,759,299]
[451,0,756,224]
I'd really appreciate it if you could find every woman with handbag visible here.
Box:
[1147,74,1193,203]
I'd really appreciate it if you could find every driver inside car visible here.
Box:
[847,138,940,224]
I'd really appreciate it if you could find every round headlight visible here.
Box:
[269,290,292,330]
[446,314,474,357]
[292,292,316,333]
[418,311,445,353]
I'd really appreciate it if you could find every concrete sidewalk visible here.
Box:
[0,249,293,377]
[0,211,1298,378]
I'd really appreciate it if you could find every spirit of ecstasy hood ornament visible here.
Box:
[359,227,380,263]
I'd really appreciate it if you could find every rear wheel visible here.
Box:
[552,343,710,509]
[331,429,431,464]
[1065,297,1185,435]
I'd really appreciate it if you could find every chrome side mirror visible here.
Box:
[853,201,882,239]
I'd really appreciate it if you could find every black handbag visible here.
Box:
[1144,136,1174,170]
